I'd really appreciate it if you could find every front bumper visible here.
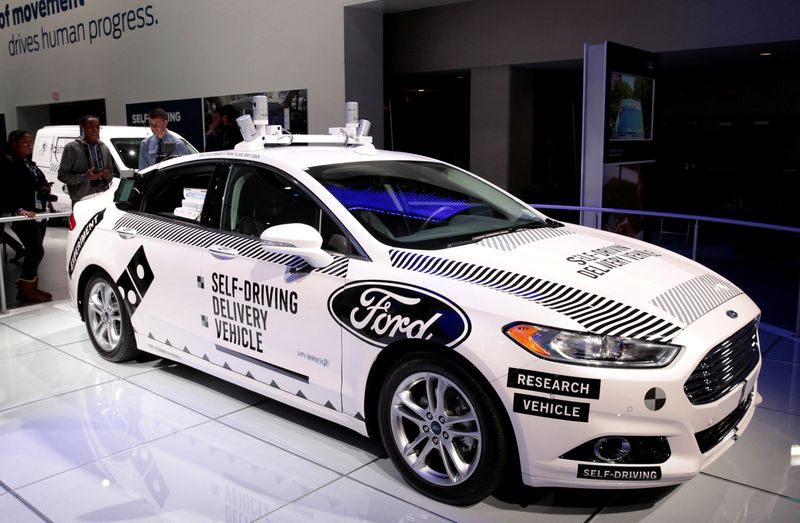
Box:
[518,384,760,489]
[497,296,761,489]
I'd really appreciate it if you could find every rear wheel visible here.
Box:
[83,273,138,362]
[377,353,508,505]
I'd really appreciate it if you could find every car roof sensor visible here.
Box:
[235,96,373,151]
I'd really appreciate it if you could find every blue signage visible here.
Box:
[125,98,203,151]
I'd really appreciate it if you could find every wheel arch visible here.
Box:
[363,339,521,476]
[76,264,111,321]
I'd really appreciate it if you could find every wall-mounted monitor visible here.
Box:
[602,42,658,164]
[609,72,654,141]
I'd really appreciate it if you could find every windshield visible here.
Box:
[111,137,199,169]
[307,160,548,250]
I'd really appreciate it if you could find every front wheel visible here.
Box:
[83,273,139,362]
[377,353,508,505]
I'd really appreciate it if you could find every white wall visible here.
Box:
[1,0,371,132]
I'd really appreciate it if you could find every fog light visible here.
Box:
[593,437,631,463]
[560,436,670,464]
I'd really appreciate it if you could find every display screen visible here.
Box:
[608,72,654,141]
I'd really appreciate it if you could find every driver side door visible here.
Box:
[200,161,351,409]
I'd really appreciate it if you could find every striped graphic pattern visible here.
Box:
[478,227,574,251]
[316,256,349,278]
[650,274,742,325]
[389,249,681,341]
[114,213,348,277]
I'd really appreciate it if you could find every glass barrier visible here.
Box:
[1,212,71,313]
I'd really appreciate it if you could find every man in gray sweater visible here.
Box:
[58,115,120,205]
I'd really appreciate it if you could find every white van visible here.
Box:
[33,125,197,212]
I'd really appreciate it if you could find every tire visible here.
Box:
[83,273,139,362]
[377,352,508,505]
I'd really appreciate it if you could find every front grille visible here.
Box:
[684,320,759,405]
[694,393,752,453]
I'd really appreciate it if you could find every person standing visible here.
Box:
[58,115,119,205]
[0,130,52,303]
[204,108,222,152]
[217,104,244,150]
[138,107,188,168]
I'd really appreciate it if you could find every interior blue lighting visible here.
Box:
[324,185,472,220]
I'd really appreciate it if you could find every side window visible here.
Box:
[222,165,317,235]
[142,163,217,223]
[221,164,354,255]
[320,211,354,256]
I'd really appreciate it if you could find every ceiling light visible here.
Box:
[759,52,772,57]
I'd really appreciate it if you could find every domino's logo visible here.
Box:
[115,246,154,316]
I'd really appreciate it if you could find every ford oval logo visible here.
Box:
[726,310,738,319]
[328,281,471,348]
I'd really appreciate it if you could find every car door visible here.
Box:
[200,161,352,410]
[113,161,223,356]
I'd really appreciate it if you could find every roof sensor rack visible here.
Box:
[235,96,372,151]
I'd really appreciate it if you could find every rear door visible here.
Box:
[111,161,224,355]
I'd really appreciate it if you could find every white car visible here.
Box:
[65,117,761,505]
[33,125,198,212]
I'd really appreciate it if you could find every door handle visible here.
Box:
[117,227,137,239]
[208,245,239,260]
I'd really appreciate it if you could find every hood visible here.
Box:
[389,224,744,342]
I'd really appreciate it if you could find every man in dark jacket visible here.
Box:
[57,115,119,205]
[217,104,244,150]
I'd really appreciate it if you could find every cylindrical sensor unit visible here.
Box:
[357,119,371,137]
[236,115,258,142]
[253,95,269,122]
[345,101,359,126]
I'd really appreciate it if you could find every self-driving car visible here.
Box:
[66,102,761,505]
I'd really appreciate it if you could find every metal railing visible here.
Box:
[0,212,71,313]
[532,204,800,338]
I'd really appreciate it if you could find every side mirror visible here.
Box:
[259,223,333,268]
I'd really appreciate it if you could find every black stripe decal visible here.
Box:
[114,212,348,278]
[388,249,680,341]
[478,227,575,251]
[215,344,309,383]
[650,274,742,324]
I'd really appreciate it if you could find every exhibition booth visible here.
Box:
[1,1,798,521]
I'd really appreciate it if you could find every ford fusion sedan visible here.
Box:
[65,122,761,505]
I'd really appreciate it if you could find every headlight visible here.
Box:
[503,323,681,368]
